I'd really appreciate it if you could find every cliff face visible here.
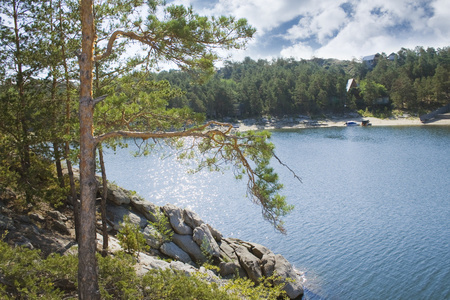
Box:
[0,183,304,299]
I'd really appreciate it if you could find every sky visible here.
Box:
[169,0,450,63]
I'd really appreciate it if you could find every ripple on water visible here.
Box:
[103,127,450,299]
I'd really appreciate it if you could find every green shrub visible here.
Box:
[117,215,148,257]
[224,273,290,300]
[97,252,141,299]
[141,269,237,300]
[0,232,292,300]
[0,235,77,299]
[148,209,173,243]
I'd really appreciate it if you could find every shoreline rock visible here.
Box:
[0,181,304,299]
[102,183,304,299]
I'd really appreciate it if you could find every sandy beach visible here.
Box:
[234,115,450,131]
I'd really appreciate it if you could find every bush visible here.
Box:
[0,233,290,300]
[0,235,77,299]
[97,252,141,299]
[117,215,149,257]
[224,274,290,300]
[141,269,237,300]
[148,209,173,243]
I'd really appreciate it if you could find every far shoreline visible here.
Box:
[232,115,450,132]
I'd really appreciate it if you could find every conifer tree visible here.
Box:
[77,1,296,298]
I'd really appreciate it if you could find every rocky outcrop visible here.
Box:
[4,179,303,299]
[101,184,304,299]
[192,223,221,258]
[162,204,193,235]
[172,233,207,264]
[106,204,147,231]
[160,242,193,264]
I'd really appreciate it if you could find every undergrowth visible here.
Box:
[0,234,288,299]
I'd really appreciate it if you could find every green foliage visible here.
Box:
[156,47,450,117]
[0,233,292,299]
[0,235,77,299]
[148,209,174,243]
[140,268,236,300]
[224,273,290,300]
[179,127,295,233]
[117,215,149,257]
[97,252,141,299]
[200,236,214,264]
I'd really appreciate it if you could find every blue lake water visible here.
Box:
[103,126,450,299]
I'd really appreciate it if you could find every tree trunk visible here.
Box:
[53,142,65,188]
[58,0,80,242]
[98,145,109,257]
[13,0,31,202]
[78,0,100,298]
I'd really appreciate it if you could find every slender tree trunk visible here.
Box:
[98,145,108,257]
[51,72,65,188]
[53,142,65,188]
[78,0,100,298]
[13,0,31,202]
[58,0,80,242]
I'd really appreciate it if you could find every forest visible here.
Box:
[155,47,450,118]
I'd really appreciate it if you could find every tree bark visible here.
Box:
[78,0,100,298]
[98,146,108,257]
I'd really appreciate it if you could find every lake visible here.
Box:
[103,125,450,299]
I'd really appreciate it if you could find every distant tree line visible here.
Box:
[154,46,450,118]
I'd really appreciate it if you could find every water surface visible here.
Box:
[103,126,450,299]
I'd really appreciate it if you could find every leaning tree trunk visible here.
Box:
[78,0,100,298]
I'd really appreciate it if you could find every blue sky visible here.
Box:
[170,0,450,62]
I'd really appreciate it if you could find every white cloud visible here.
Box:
[427,0,450,41]
[280,42,315,59]
[276,0,450,60]
[168,0,449,62]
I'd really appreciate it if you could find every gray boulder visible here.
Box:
[172,233,207,264]
[160,242,193,264]
[107,185,131,205]
[192,224,221,258]
[260,254,276,277]
[29,212,45,223]
[142,225,163,249]
[234,245,262,283]
[135,253,170,276]
[198,266,223,284]
[162,204,192,235]
[0,214,15,230]
[130,196,159,223]
[52,219,70,235]
[169,261,197,276]
[207,224,223,242]
[273,254,304,300]
[106,204,147,231]
[219,261,246,278]
[183,208,204,229]
[219,239,239,262]
[48,210,68,222]
[247,242,272,259]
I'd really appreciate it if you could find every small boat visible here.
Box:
[361,120,372,126]
[344,121,358,126]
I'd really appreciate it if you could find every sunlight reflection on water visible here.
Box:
[103,126,450,299]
